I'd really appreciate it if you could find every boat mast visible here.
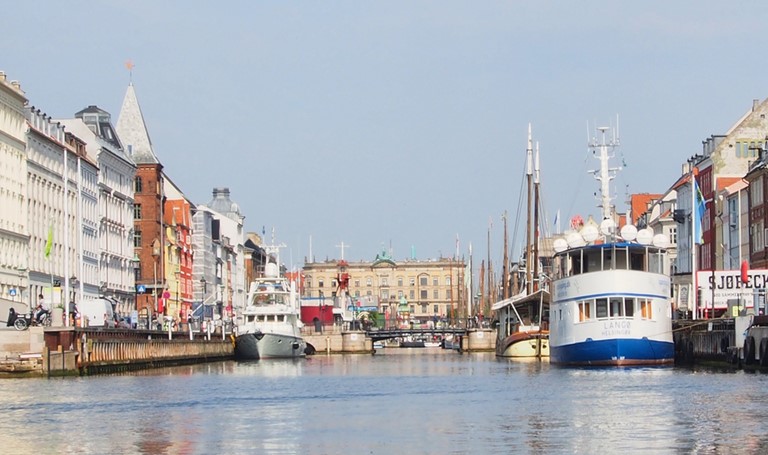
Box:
[590,126,621,221]
[525,124,533,294]
[533,141,541,292]
[502,210,509,299]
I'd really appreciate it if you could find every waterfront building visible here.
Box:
[0,73,28,313]
[116,82,167,324]
[163,180,194,321]
[669,98,768,318]
[60,106,137,315]
[302,251,467,326]
[26,106,81,314]
[191,208,216,321]
[196,188,247,325]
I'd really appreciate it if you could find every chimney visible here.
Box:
[754,99,760,111]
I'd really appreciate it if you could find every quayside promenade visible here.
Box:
[0,324,496,377]
[0,326,233,377]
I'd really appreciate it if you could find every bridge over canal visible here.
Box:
[366,327,467,342]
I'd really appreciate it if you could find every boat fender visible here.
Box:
[760,338,768,367]
[744,336,756,365]
[720,336,729,354]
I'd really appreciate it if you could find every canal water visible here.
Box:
[2,348,767,454]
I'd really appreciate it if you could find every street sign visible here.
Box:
[137,285,146,294]
[8,288,17,297]
[163,291,171,299]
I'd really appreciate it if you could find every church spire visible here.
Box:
[116,80,159,164]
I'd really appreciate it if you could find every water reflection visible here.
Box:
[1,355,768,453]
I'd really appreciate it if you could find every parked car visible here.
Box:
[79,298,115,328]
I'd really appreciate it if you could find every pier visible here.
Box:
[1,327,233,377]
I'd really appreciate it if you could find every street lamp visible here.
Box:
[131,254,140,317]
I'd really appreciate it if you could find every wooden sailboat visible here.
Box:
[494,125,550,358]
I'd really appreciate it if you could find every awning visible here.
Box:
[491,289,550,311]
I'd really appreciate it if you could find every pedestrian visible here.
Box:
[68,300,78,326]
[34,293,48,323]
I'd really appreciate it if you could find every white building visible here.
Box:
[197,188,247,322]
[60,106,137,315]
[0,72,28,312]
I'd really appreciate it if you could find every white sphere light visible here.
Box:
[566,232,586,248]
[652,233,670,248]
[600,219,616,236]
[620,224,638,241]
[581,225,599,242]
[636,228,654,245]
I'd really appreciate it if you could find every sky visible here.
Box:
[4,2,768,269]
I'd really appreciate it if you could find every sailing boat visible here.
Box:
[494,125,550,358]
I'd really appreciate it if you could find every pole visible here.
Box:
[691,165,698,320]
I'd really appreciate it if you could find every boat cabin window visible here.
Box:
[247,315,255,323]
[649,250,663,274]
[277,315,284,322]
[610,298,623,317]
[578,301,591,322]
[596,298,608,318]
[625,298,635,317]
[630,252,644,271]
[640,299,653,319]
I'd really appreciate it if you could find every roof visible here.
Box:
[116,83,159,165]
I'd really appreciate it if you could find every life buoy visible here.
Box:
[744,336,756,365]
[760,338,768,367]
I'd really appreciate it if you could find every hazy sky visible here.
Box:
[4,2,767,268]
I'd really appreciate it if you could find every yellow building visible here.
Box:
[302,251,467,326]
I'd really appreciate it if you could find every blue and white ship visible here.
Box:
[548,126,674,366]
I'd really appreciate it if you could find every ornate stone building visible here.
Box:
[302,251,467,326]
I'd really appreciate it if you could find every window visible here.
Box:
[409,290,415,299]
[578,301,591,322]
[421,303,427,313]
[410,277,415,286]
[133,204,142,219]
[445,276,451,286]
[610,298,622,317]
[397,277,403,286]
[133,230,142,248]
[432,278,438,286]
[382,277,389,286]
[420,290,428,300]
[433,289,438,299]
[640,299,653,319]
[134,176,142,193]
[624,298,635,317]
[596,298,608,318]
[318,279,324,288]
[366,277,373,286]
[446,289,452,299]
[433,305,439,314]
[420,276,428,286]
[381,289,389,300]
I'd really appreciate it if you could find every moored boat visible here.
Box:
[235,257,307,360]
[494,125,550,358]
[548,126,674,366]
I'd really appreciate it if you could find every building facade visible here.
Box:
[302,252,467,326]
[0,73,28,312]
[61,106,137,315]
